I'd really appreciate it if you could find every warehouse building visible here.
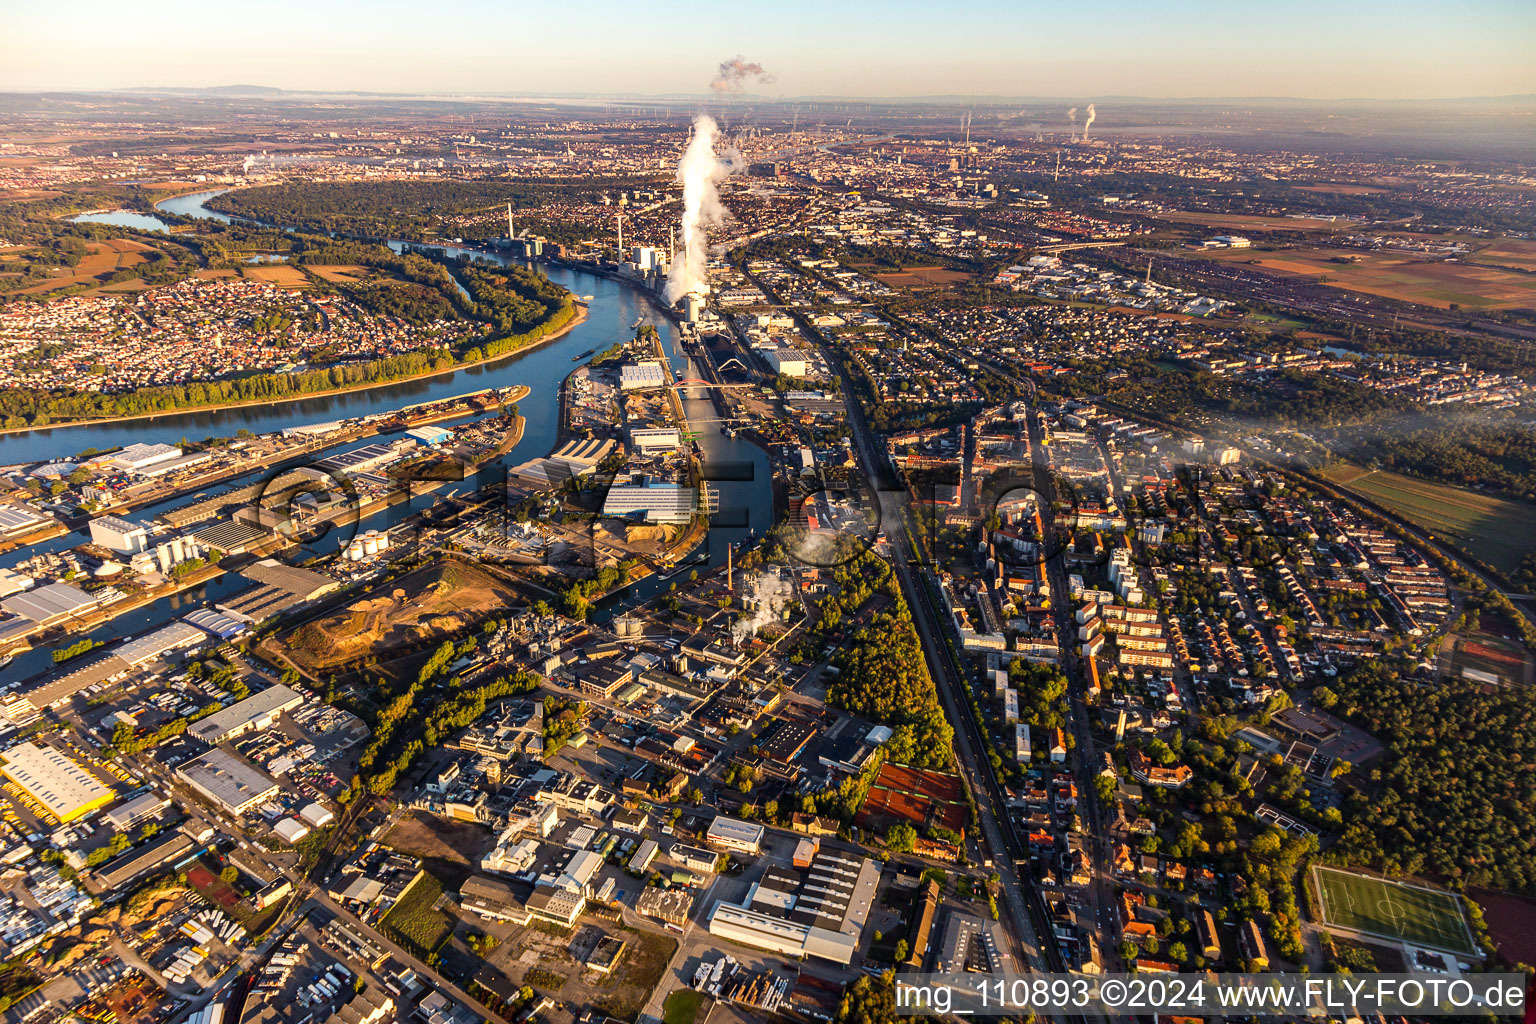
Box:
[0,582,115,628]
[0,742,114,823]
[0,505,49,539]
[103,443,182,474]
[176,750,281,815]
[602,479,712,525]
[92,831,196,892]
[628,428,682,454]
[619,361,667,390]
[763,349,808,377]
[104,792,171,832]
[188,684,304,745]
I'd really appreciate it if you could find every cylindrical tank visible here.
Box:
[347,541,365,561]
[362,537,379,555]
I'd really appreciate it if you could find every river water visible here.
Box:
[4,191,770,680]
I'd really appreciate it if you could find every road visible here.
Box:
[744,261,1060,975]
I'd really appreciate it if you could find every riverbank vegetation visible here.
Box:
[0,233,576,427]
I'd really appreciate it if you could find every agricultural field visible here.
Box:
[307,264,372,284]
[1202,245,1536,309]
[240,264,310,288]
[1318,464,1535,574]
[1314,866,1476,955]
[379,869,454,957]
[1152,209,1345,232]
[6,238,153,297]
[1467,238,1536,273]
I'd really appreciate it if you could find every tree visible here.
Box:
[220,865,239,884]
[834,975,896,1024]
[885,823,917,853]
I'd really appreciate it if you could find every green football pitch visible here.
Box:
[1313,866,1476,955]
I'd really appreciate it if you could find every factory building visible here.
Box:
[89,516,150,555]
[706,847,879,965]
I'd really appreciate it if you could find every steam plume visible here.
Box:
[1082,103,1096,140]
[1067,106,1078,124]
[711,56,775,93]
[665,115,740,303]
[732,572,793,642]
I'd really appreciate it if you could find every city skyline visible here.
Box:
[5,0,1534,100]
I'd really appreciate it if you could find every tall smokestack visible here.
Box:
[1082,103,1096,142]
[616,212,623,263]
[506,202,514,244]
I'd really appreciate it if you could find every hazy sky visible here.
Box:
[4,0,1533,99]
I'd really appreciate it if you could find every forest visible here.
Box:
[206,177,664,241]
[1326,658,1536,893]
[1066,358,1415,430]
[1329,418,1536,501]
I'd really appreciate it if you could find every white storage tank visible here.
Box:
[362,536,379,555]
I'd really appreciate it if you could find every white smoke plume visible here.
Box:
[732,571,793,643]
[664,115,740,304]
[711,56,775,93]
[1082,103,1096,140]
[1067,106,1078,124]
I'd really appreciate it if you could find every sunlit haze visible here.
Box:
[4,0,1535,98]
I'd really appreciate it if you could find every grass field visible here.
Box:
[662,989,707,1024]
[1318,464,1536,574]
[872,266,975,289]
[1314,866,1475,954]
[378,869,453,957]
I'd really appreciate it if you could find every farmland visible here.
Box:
[1318,464,1536,574]
[1200,245,1536,309]
[3,238,154,297]
[240,264,310,288]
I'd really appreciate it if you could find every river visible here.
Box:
[5,191,769,680]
